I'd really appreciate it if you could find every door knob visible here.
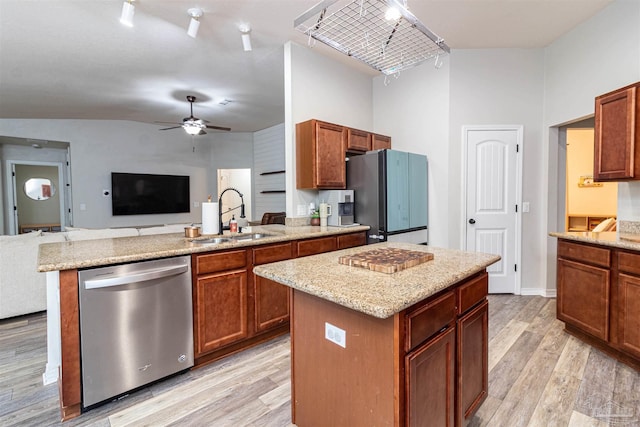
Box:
[468,218,476,224]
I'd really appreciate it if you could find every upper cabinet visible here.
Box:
[594,81,640,181]
[372,133,392,150]
[296,119,392,190]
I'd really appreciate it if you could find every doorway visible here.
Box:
[7,161,67,234]
[463,126,523,294]
[217,169,252,226]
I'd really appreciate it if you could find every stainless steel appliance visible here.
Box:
[78,256,194,408]
[347,149,428,244]
[319,189,355,226]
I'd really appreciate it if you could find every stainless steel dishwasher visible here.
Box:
[78,255,194,408]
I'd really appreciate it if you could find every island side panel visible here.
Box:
[291,290,397,427]
[59,268,81,420]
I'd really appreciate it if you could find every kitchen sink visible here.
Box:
[191,237,232,244]
[234,233,274,241]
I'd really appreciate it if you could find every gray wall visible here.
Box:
[0,119,252,229]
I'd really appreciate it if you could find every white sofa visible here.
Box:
[0,224,191,320]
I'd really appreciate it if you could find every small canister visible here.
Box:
[184,226,201,238]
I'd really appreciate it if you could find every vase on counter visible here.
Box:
[310,211,320,226]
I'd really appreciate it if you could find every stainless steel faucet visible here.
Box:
[218,188,245,234]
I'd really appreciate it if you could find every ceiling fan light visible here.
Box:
[120,0,135,27]
[183,124,202,135]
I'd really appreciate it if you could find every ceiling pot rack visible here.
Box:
[294,0,450,76]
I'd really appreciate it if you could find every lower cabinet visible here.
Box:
[556,239,640,369]
[406,327,456,427]
[253,242,294,333]
[457,300,488,426]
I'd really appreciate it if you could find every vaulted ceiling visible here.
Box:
[0,0,613,132]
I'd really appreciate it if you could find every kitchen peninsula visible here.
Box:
[254,242,500,427]
[37,224,369,421]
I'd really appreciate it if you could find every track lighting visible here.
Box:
[187,8,203,38]
[238,23,252,51]
[120,0,135,27]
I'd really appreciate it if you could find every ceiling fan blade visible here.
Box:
[198,129,207,135]
[158,126,182,131]
[205,125,232,131]
[155,121,182,125]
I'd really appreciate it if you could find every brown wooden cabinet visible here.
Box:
[252,242,294,333]
[372,133,392,150]
[556,239,640,370]
[346,127,371,153]
[193,250,249,356]
[406,327,456,427]
[594,81,640,181]
[296,119,347,189]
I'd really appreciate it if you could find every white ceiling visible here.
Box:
[0,0,613,133]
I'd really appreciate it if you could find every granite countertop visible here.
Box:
[37,224,370,272]
[549,231,640,251]
[253,242,500,319]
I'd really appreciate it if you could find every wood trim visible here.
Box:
[59,269,81,421]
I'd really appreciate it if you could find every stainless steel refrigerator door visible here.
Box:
[347,152,383,242]
[78,256,194,407]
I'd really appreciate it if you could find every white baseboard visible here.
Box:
[519,287,556,298]
[42,363,59,385]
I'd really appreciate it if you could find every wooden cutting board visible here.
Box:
[338,248,434,274]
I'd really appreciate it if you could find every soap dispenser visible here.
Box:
[229,215,238,233]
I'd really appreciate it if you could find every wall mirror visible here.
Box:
[24,177,56,201]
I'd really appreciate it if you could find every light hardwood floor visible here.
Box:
[1,295,639,426]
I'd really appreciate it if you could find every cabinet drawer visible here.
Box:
[195,249,247,275]
[297,237,337,257]
[558,240,610,268]
[253,242,293,265]
[337,232,366,249]
[618,251,640,276]
[405,291,456,352]
[457,272,488,315]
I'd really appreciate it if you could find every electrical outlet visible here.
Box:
[297,204,307,216]
[325,322,346,348]
[522,202,530,213]
[193,201,200,208]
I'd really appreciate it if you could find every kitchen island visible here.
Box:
[37,224,369,421]
[253,242,500,427]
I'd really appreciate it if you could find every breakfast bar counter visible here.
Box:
[254,242,500,427]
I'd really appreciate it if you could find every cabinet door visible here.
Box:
[372,133,392,150]
[406,327,455,427]
[194,270,248,355]
[253,243,293,333]
[347,128,371,153]
[315,121,347,188]
[337,231,367,249]
[457,300,488,426]
[618,273,640,358]
[557,258,610,340]
[297,236,337,257]
[386,150,410,232]
[594,85,637,180]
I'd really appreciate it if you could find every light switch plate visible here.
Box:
[522,202,530,213]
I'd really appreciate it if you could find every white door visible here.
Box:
[464,126,522,294]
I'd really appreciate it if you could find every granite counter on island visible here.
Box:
[254,242,500,427]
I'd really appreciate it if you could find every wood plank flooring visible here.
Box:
[1,295,639,426]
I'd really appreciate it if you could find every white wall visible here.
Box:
[285,41,374,217]
[0,119,216,228]
[209,131,254,202]
[543,0,640,292]
[372,58,450,247]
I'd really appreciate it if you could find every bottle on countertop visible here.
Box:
[229,215,238,233]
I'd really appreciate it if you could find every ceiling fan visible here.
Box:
[156,95,231,135]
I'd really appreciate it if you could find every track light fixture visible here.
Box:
[187,8,203,38]
[238,23,252,51]
[120,0,135,27]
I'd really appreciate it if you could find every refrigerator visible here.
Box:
[346,149,428,244]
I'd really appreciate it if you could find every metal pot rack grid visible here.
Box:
[294,0,450,76]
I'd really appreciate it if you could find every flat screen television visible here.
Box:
[111,172,190,215]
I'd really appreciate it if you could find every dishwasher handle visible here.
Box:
[83,264,189,289]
